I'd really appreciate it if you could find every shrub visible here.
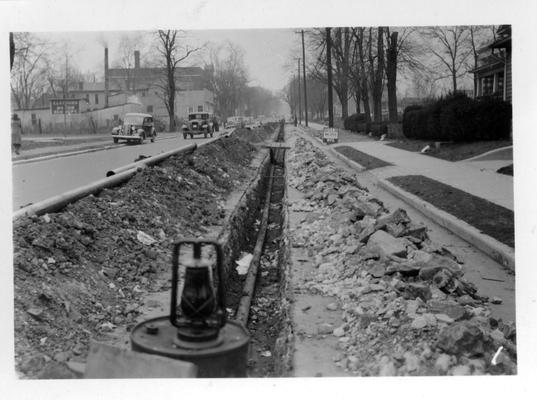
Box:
[402,93,512,142]
[344,113,367,131]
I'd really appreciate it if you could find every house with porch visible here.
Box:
[472,25,512,102]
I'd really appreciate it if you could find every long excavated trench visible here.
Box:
[12,121,517,378]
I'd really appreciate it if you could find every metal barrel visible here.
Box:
[130,316,250,378]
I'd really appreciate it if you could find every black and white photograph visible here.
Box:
[2,0,537,398]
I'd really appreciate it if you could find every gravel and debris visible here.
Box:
[13,135,263,379]
[287,137,516,376]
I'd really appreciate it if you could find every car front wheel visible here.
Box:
[183,132,187,139]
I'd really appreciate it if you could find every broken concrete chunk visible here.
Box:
[428,300,467,321]
[400,283,432,302]
[366,230,407,258]
[436,322,488,357]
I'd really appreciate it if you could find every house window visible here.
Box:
[95,94,99,104]
[113,114,119,121]
[86,94,89,102]
[197,105,204,112]
[188,106,194,113]
[147,105,153,113]
[31,114,37,125]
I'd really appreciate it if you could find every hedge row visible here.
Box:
[402,93,512,142]
[344,113,388,137]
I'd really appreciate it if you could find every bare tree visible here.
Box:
[306,77,328,120]
[155,30,199,131]
[112,33,148,91]
[368,27,385,123]
[424,26,472,93]
[45,45,84,99]
[353,27,372,122]
[10,33,50,109]
[281,75,300,118]
[206,41,249,119]
[309,28,352,120]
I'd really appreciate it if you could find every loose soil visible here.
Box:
[12,131,272,379]
[387,139,512,162]
[334,146,393,170]
[388,175,515,249]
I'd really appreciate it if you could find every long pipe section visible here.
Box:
[235,165,274,325]
[106,143,197,176]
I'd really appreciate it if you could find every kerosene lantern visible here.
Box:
[130,239,250,377]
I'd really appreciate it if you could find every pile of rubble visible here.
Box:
[12,136,262,378]
[288,137,516,376]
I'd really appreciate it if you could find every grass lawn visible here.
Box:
[388,175,514,248]
[387,139,512,162]
[334,146,393,170]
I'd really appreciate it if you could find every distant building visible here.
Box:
[472,25,511,102]
[12,49,215,133]
[106,50,215,121]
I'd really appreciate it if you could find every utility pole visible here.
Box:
[301,29,308,127]
[297,57,302,124]
[326,27,334,128]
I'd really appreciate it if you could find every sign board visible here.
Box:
[51,99,80,115]
[323,127,339,144]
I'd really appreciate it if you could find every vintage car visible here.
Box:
[182,112,214,139]
[112,113,157,144]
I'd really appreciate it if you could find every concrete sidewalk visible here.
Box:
[336,141,514,211]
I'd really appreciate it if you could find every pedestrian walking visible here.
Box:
[11,113,22,155]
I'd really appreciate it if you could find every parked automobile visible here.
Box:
[112,113,157,144]
[182,112,214,139]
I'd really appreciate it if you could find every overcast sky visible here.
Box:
[36,29,299,93]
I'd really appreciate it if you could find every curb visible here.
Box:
[377,178,515,271]
[461,145,513,162]
[329,146,366,172]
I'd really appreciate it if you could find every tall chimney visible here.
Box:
[104,47,109,108]
[134,50,140,69]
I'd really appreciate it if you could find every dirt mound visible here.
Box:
[13,136,259,378]
[232,126,274,143]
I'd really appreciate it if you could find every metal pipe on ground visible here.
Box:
[106,143,197,177]
[235,165,274,325]
[13,168,139,221]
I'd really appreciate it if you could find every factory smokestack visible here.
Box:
[104,47,109,108]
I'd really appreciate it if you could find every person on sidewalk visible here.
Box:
[11,113,22,155]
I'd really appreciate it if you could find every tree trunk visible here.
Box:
[167,65,176,131]
[373,27,385,123]
[386,30,398,123]
[361,78,371,123]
